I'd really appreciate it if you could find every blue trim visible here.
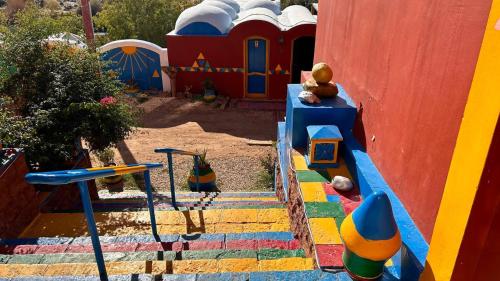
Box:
[143,170,159,238]
[276,122,289,202]
[307,125,343,140]
[342,132,429,280]
[177,22,224,36]
[25,163,162,185]
[77,181,108,281]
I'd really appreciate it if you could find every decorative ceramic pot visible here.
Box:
[204,89,217,102]
[188,164,216,192]
[340,191,401,280]
[102,163,124,192]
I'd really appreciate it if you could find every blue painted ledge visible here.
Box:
[342,132,429,281]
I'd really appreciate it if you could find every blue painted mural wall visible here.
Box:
[102,47,163,91]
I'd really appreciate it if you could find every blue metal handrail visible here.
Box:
[154,148,201,207]
[25,163,162,281]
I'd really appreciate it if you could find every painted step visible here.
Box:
[1,270,346,281]
[97,191,279,200]
[0,248,306,265]
[1,239,303,256]
[86,203,286,213]
[21,209,291,237]
[0,257,315,277]
[1,232,302,256]
[1,232,297,247]
[86,201,285,212]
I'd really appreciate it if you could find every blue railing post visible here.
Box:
[166,152,177,208]
[194,155,200,192]
[143,170,158,237]
[77,181,108,281]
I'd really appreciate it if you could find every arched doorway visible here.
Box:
[291,36,315,84]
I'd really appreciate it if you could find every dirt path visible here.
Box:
[98,97,279,192]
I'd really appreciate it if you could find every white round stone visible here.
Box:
[332,176,353,191]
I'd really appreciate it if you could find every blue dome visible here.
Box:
[175,5,233,35]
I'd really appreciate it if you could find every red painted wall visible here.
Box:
[313,0,492,240]
[167,21,315,99]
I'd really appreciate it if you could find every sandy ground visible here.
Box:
[93,97,280,192]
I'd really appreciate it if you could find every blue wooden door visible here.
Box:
[246,39,267,97]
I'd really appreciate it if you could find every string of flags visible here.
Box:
[167,53,289,75]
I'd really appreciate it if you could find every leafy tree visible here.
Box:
[94,0,201,47]
[0,6,138,170]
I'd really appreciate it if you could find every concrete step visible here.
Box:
[1,270,348,281]
[0,257,315,277]
[20,209,291,237]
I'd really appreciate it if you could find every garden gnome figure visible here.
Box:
[340,191,401,280]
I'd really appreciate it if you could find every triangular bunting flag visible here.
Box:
[207,68,213,73]
[199,67,204,72]
[180,67,186,71]
[216,68,221,72]
[275,64,282,72]
[197,53,205,60]
[192,61,199,68]
[152,69,160,78]
[233,68,238,72]
[285,70,290,75]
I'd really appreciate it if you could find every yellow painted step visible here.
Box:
[21,209,291,237]
[0,258,315,277]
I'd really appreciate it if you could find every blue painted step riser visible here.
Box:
[3,270,344,281]
[1,232,295,246]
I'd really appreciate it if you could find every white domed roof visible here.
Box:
[204,0,240,13]
[241,0,281,15]
[201,0,237,19]
[235,7,279,28]
[280,5,316,27]
[175,5,233,35]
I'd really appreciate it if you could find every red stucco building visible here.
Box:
[166,0,316,99]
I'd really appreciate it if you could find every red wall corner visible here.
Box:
[313,0,492,240]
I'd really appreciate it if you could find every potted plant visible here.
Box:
[95,148,123,192]
[202,78,217,102]
[188,150,216,192]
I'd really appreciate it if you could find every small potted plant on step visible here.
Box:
[202,78,217,102]
[188,150,216,192]
[96,148,123,192]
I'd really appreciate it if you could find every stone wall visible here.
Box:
[276,165,317,264]
[0,152,39,239]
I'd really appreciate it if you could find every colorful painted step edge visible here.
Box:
[291,151,362,269]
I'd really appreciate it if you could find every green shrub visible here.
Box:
[0,6,138,171]
[256,152,276,190]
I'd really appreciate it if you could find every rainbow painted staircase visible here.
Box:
[0,152,350,281]
[0,190,330,280]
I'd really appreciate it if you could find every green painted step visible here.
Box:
[304,202,345,218]
[296,170,331,182]
[0,249,306,265]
